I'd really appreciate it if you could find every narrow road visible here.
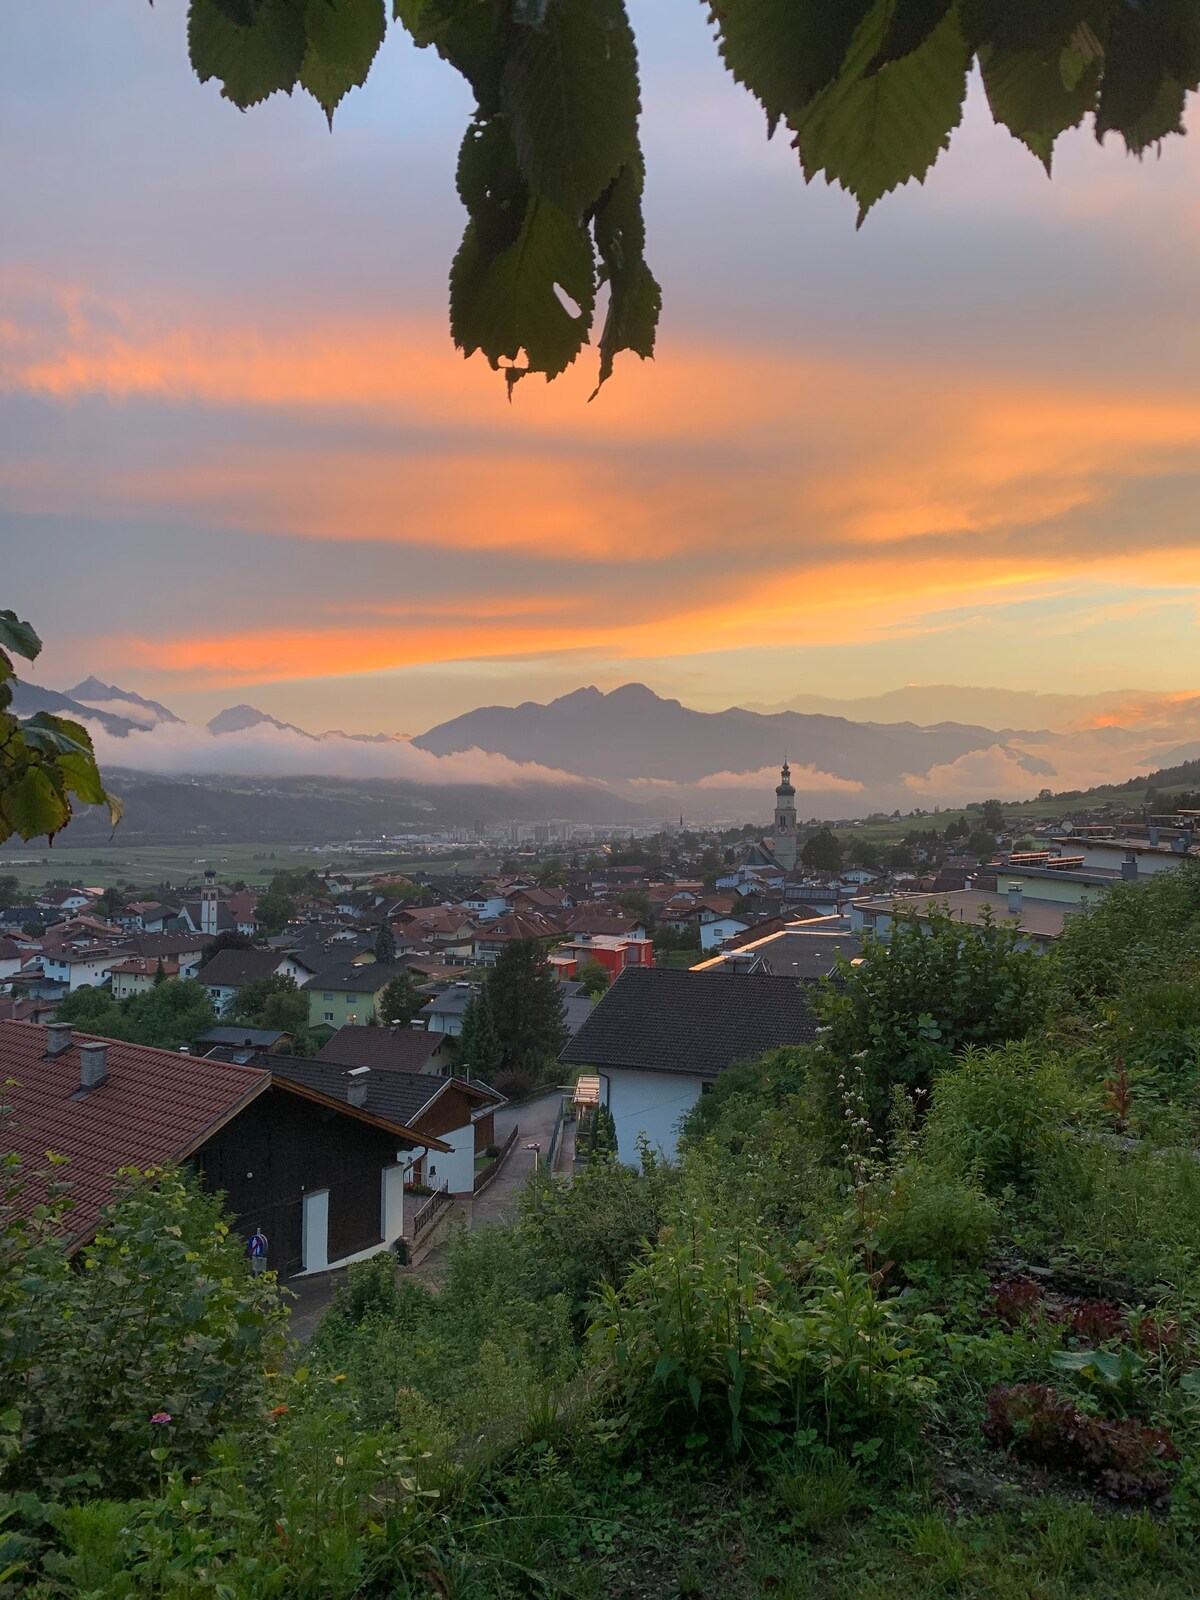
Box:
[471,1088,564,1225]
[287,1088,568,1338]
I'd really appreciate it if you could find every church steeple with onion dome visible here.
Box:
[773,759,797,871]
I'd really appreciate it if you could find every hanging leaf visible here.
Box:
[450,195,596,381]
[500,0,640,217]
[980,42,1102,170]
[189,0,308,108]
[300,0,387,124]
[867,0,956,73]
[792,0,971,223]
[707,0,874,132]
[591,154,660,393]
[0,611,42,668]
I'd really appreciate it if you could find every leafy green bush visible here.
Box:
[590,1214,933,1453]
[0,1162,287,1498]
[875,1166,997,1271]
[922,1042,1081,1197]
[818,909,1048,1120]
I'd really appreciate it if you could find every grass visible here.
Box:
[0,843,500,892]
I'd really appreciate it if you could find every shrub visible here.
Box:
[0,1164,287,1498]
[589,1215,933,1453]
[493,1067,537,1101]
[922,1042,1080,1197]
[875,1167,997,1271]
[983,1384,1177,1503]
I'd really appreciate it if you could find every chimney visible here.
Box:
[346,1066,369,1106]
[1148,824,1159,846]
[79,1042,108,1090]
[1006,883,1023,915]
[1122,852,1139,883]
[46,1023,72,1058]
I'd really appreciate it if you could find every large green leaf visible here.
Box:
[450,196,596,383]
[189,0,308,108]
[500,0,639,217]
[791,0,971,223]
[1095,0,1199,152]
[867,0,956,72]
[980,42,1102,169]
[0,765,69,843]
[591,155,660,393]
[395,0,512,109]
[300,0,387,123]
[707,0,875,132]
[0,611,42,667]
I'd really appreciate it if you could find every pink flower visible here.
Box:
[150,1412,172,1426]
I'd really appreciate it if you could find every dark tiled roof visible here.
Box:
[266,1054,448,1127]
[559,968,820,1081]
[119,930,206,960]
[303,962,412,995]
[715,927,862,980]
[0,1020,268,1242]
[198,948,287,989]
[197,1027,293,1048]
[314,1026,446,1072]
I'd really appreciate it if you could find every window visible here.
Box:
[323,992,334,1002]
[324,1011,334,1023]
[345,994,358,1005]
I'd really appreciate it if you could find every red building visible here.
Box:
[555,932,654,980]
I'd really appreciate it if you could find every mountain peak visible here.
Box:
[67,677,182,724]
[206,704,313,738]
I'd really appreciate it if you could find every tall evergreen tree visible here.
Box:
[458,987,503,1083]
[374,920,397,964]
[487,939,568,1075]
[377,971,422,1028]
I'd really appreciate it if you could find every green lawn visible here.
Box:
[0,842,500,893]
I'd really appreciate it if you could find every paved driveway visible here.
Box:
[472,1088,564,1225]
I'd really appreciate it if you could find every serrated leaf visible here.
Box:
[980,42,1101,170]
[0,766,69,843]
[590,156,659,393]
[867,0,955,73]
[1096,0,1200,152]
[501,0,639,217]
[0,610,42,665]
[450,196,596,381]
[395,0,510,109]
[707,0,875,131]
[791,0,970,223]
[189,0,307,108]
[300,0,386,123]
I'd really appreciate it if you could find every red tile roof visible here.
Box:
[0,1020,269,1244]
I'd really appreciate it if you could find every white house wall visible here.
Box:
[603,1067,703,1169]
[427,1123,475,1194]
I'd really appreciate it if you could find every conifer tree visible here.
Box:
[374,920,397,964]
[458,987,503,1083]
[487,939,568,1076]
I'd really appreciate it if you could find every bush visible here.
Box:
[0,1164,287,1498]
[983,1383,1178,1503]
[876,1167,997,1271]
[922,1042,1081,1197]
[493,1067,537,1101]
[589,1215,933,1453]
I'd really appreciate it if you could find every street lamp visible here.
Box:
[524,1141,541,1173]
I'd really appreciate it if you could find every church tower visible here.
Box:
[773,760,797,872]
[200,869,219,938]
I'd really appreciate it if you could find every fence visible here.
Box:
[473,1122,520,1194]
[410,1181,451,1239]
[545,1094,567,1173]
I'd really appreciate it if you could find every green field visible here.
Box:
[0,843,500,893]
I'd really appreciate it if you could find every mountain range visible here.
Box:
[9,676,1200,839]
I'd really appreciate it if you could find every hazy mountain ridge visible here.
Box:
[413,683,1012,785]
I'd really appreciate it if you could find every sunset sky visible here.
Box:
[2,2,1198,736]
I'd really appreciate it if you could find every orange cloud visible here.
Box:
[8,276,1200,689]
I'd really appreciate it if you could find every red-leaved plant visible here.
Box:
[983,1384,1178,1504]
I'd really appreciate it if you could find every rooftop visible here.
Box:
[852,889,1079,941]
[559,967,821,1082]
[0,1021,268,1243]
[314,1025,447,1072]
